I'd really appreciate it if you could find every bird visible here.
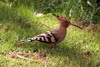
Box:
[17,14,82,48]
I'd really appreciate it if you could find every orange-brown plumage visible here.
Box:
[17,14,82,48]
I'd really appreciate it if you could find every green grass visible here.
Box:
[0,1,100,67]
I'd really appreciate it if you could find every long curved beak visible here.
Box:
[70,23,83,29]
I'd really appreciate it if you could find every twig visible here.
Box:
[17,54,48,67]
[17,55,40,63]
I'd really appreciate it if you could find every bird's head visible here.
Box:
[53,14,83,29]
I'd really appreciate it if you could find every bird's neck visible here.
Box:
[58,24,67,31]
[58,23,69,30]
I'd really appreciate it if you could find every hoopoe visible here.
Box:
[17,14,82,48]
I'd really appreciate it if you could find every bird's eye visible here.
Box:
[57,15,59,17]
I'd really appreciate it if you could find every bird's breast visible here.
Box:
[57,29,67,43]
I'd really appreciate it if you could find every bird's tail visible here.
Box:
[16,38,35,43]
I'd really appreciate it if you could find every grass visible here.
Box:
[0,1,100,67]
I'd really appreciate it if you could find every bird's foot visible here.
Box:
[48,44,57,49]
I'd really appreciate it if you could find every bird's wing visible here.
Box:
[29,31,59,44]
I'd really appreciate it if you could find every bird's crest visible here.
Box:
[52,14,69,21]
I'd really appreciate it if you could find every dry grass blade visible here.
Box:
[17,55,41,63]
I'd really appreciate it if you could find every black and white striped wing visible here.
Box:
[30,31,58,44]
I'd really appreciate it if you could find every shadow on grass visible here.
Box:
[16,42,95,67]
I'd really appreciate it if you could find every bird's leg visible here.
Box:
[47,44,57,48]
[52,44,57,48]
[49,44,57,52]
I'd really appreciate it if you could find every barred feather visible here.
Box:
[29,31,58,44]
